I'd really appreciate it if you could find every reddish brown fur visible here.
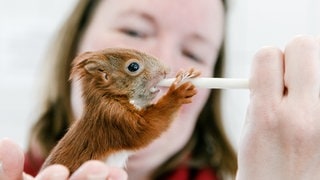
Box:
[41,48,199,174]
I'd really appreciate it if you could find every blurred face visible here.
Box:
[72,0,224,174]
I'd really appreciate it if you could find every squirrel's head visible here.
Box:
[70,48,169,108]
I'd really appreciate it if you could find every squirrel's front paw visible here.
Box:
[167,68,200,104]
[173,68,201,86]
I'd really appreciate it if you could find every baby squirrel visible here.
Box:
[41,48,200,174]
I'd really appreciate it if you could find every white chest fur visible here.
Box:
[104,151,133,168]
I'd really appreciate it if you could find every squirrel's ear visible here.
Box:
[84,60,110,81]
[84,61,103,73]
[69,52,107,80]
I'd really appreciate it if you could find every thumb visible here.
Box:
[0,138,25,180]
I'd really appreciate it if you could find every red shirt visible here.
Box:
[24,151,218,179]
[160,165,218,180]
[24,151,44,177]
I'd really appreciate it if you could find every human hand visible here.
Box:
[0,138,128,180]
[237,35,320,180]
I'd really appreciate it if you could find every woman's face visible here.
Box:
[72,0,224,172]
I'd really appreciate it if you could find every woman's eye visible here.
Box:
[182,50,203,64]
[119,28,145,38]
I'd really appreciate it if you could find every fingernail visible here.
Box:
[22,173,34,180]
[50,173,69,180]
[0,161,3,172]
[87,173,108,180]
[36,171,69,180]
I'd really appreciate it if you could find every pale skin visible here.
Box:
[237,35,320,180]
[1,1,320,180]
[0,138,127,180]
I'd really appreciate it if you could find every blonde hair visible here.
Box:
[29,0,237,178]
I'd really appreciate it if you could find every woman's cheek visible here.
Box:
[180,88,210,117]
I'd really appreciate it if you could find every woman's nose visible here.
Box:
[147,47,180,78]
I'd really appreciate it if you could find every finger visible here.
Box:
[69,160,127,180]
[175,69,185,78]
[107,167,128,180]
[250,46,284,102]
[178,82,194,91]
[0,138,24,180]
[174,69,184,85]
[22,173,34,180]
[35,164,69,180]
[69,160,108,180]
[188,68,201,78]
[284,35,320,100]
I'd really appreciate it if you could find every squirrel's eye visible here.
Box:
[127,62,140,72]
[125,59,144,76]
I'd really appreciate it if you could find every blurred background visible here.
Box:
[0,0,319,150]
